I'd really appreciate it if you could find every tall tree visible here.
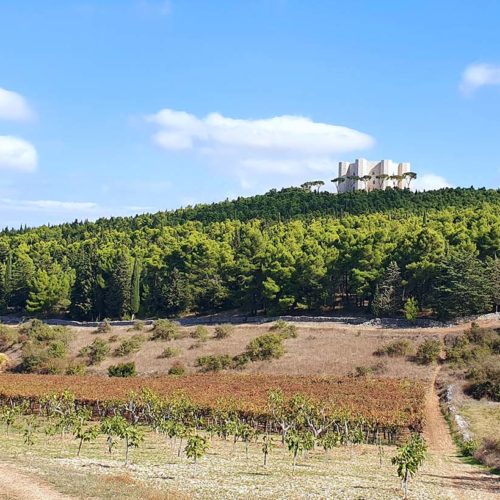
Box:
[130,257,141,317]
[372,261,403,317]
[70,248,97,320]
[105,252,132,319]
[432,250,492,320]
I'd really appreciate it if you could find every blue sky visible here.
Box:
[1,0,499,227]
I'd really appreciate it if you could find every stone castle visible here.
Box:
[335,159,415,193]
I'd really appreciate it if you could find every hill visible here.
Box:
[0,187,499,320]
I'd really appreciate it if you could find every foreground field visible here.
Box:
[0,424,498,500]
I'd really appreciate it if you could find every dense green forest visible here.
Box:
[0,187,499,321]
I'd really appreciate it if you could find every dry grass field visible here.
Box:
[4,321,449,379]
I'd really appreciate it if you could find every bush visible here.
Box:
[246,333,285,361]
[355,365,373,377]
[214,324,233,340]
[168,361,186,376]
[269,320,298,339]
[414,339,441,365]
[474,438,500,470]
[65,363,86,375]
[128,320,145,332]
[403,297,419,322]
[47,340,67,359]
[196,354,232,372]
[465,359,500,401]
[0,326,19,349]
[0,353,11,372]
[114,334,145,356]
[95,319,112,334]
[108,362,137,377]
[232,353,250,369]
[151,319,179,341]
[80,338,110,365]
[375,339,415,357]
[191,325,209,341]
[159,346,179,358]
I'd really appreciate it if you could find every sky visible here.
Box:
[1,0,500,227]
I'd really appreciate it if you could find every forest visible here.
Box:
[0,187,499,321]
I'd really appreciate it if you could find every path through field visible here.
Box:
[0,463,72,500]
[422,366,499,499]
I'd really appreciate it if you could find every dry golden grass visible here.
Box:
[11,321,450,380]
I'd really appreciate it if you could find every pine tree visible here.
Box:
[372,261,403,317]
[487,256,500,313]
[9,253,35,311]
[433,250,492,320]
[70,248,96,320]
[0,262,6,313]
[105,252,132,319]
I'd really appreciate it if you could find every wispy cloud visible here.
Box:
[147,108,374,187]
[460,63,500,94]
[0,87,35,122]
[0,136,38,172]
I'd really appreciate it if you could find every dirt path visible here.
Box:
[422,366,499,499]
[0,463,73,500]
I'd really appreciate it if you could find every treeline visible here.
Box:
[0,189,499,321]
[2,187,500,236]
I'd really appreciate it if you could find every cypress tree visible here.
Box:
[131,257,141,317]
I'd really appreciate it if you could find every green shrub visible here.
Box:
[108,335,119,343]
[355,365,373,377]
[168,361,186,376]
[80,338,110,365]
[0,326,19,349]
[151,319,179,341]
[0,353,11,371]
[246,333,285,361]
[459,439,479,457]
[95,319,112,334]
[159,346,179,358]
[196,354,232,372]
[114,334,145,356]
[65,363,86,375]
[191,325,209,341]
[128,320,145,332]
[465,358,500,401]
[414,339,441,365]
[214,324,233,340]
[269,320,298,339]
[47,340,67,359]
[403,297,419,322]
[232,353,250,369]
[375,339,415,357]
[108,362,137,377]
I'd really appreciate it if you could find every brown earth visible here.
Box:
[0,463,72,500]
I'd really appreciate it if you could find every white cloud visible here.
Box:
[460,63,500,94]
[0,198,98,212]
[413,173,453,191]
[147,109,375,184]
[0,136,38,172]
[0,87,34,121]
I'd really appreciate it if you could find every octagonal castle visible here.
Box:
[337,159,411,193]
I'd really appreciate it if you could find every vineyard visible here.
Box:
[0,373,425,434]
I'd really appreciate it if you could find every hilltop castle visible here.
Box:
[335,159,415,193]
